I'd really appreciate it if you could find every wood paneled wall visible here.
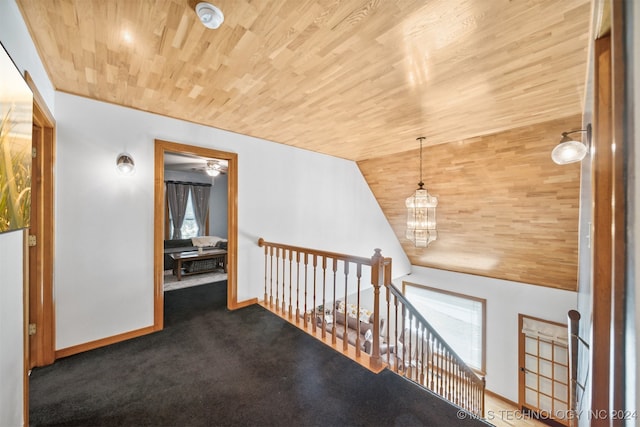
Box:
[358,116,582,291]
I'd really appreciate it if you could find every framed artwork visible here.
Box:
[0,42,33,234]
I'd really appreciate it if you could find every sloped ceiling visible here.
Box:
[359,115,582,291]
[17,0,590,161]
[16,0,591,289]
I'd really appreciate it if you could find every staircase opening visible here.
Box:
[257,238,486,418]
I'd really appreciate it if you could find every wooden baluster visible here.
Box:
[452,363,457,405]
[295,251,300,323]
[431,332,437,391]
[312,254,317,333]
[263,242,268,304]
[355,263,362,358]
[464,375,468,411]
[281,248,286,313]
[479,377,487,418]
[401,304,406,377]
[393,297,399,373]
[342,261,349,352]
[444,346,449,398]
[321,256,327,339]
[472,376,476,414]
[447,351,452,400]
[437,341,444,396]
[331,258,337,345]
[288,250,293,319]
[420,324,426,386]
[408,313,414,381]
[275,247,280,311]
[427,330,432,390]
[472,380,476,415]
[453,365,460,404]
[303,252,308,329]
[269,246,274,308]
[385,284,391,367]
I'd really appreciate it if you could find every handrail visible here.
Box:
[381,276,485,417]
[257,238,485,418]
[386,281,484,384]
[258,238,373,266]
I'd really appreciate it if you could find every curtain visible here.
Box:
[166,182,190,239]
[190,184,211,237]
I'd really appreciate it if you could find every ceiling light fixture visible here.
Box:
[116,153,135,175]
[551,124,591,165]
[405,137,438,248]
[205,160,221,177]
[195,2,224,29]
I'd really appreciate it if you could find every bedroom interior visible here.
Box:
[163,149,229,291]
[0,0,636,426]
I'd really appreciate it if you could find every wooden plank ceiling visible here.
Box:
[17,0,591,162]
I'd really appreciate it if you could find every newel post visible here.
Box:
[370,248,384,368]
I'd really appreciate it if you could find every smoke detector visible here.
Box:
[195,2,224,29]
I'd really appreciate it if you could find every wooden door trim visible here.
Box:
[609,0,626,415]
[591,34,612,422]
[25,72,56,367]
[153,139,247,331]
[23,71,56,427]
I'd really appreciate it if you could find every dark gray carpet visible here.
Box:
[29,281,489,426]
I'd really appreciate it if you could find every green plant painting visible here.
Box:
[0,45,33,234]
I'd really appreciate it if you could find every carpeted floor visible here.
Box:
[29,282,490,427]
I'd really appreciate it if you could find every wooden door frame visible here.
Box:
[24,72,56,424]
[589,0,627,420]
[153,139,253,331]
[26,72,56,367]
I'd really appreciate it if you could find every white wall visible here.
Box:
[0,0,56,425]
[54,91,410,350]
[396,266,577,403]
[0,231,24,427]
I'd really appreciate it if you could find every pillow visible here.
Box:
[336,301,372,324]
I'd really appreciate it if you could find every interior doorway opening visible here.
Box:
[162,151,229,292]
[153,140,240,331]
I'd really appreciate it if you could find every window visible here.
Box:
[403,281,486,373]
[169,191,199,239]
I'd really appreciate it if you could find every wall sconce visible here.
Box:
[405,137,438,247]
[551,124,591,165]
[116,153,135,175]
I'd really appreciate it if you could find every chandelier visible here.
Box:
[405,137,437,247]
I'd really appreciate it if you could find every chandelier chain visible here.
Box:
[417,136,425,189]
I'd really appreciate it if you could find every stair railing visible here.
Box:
[382,280,486,417]
[257,238,485,417]
[257,238,383,361]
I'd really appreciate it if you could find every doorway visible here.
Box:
[153,139,240,331]
[162,151,228,291]
[518,314,569,426]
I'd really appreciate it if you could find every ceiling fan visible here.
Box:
[164,152,229,176]
[203,160,225,176]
